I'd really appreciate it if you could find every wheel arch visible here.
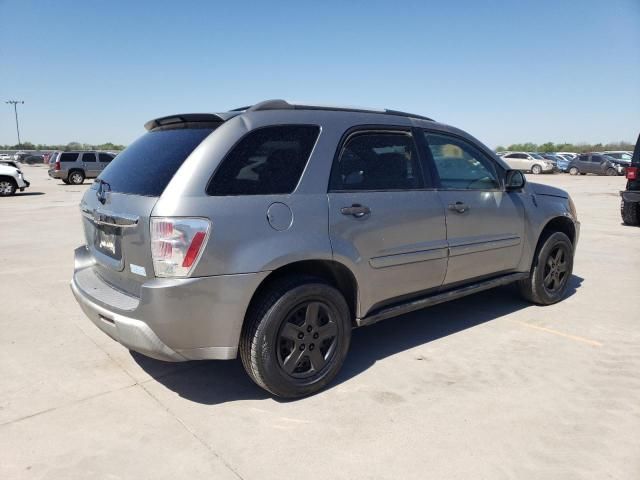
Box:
[532,216,576,267]
[246,259,359,327]
[0,174,17,184]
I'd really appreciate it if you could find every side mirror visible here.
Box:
[505,169,526,191]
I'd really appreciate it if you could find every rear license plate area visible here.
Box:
[94,225,121,259]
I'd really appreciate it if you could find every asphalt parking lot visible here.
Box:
[1,165,639,479]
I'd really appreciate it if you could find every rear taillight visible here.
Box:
[626,166,638,180]
[55,161,60,171]
[150,217,210,277]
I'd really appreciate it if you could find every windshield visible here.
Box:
[530,153,544,159]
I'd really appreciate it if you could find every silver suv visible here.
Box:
[72,100,580,397]
[48,150,115,184]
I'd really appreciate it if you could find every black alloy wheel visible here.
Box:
[542,244,569,294]
[276,301,338,378]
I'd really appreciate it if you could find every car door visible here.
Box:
[81,152,99,177]
[590,154,606,174]
[98,152,114,173]
[576,154,590,173]
[421,131,525,286]
[328,128,448,316]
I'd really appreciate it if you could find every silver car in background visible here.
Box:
[48,150,115,184]
[72,100,580,397]
[500,151,555,174]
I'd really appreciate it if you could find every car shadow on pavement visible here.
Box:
[13,191,45,196]
[132,274,583,405]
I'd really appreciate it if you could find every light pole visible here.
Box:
[6,100,24,148]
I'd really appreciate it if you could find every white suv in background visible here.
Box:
[500,152,554,174]
[0,163,30,196]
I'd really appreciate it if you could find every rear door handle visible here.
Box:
[448,202,469,213]
[341,204,371,218]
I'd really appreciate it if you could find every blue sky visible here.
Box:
[0,0,638,148]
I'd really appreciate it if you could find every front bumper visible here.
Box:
[71,246,269,362]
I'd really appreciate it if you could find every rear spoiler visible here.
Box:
[144,113,233,131]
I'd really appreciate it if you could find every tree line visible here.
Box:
[0,141,126,151]
[495,141,635,153]
[2,140,636,154]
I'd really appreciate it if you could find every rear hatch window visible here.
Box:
[98,128,214,197]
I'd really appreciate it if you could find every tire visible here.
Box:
[621,199,640,226]
[569,167,579,175]
[68,170,85,185]
[240,276,352,398]
[0,178,17,196]
[62,179,70,185]
[531,164,542,175]
[605,168,617,176]
[518,232,573,305]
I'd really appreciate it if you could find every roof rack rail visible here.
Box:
[242,99,434,122]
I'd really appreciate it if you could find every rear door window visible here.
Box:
[59,153,79,162]
[99,128,214,196]
[207,125,320,195]
[82,152,97,162]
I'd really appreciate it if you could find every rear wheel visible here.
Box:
[0,178,17,196]
[68,170,85,185]
[62,178,70,185]
[569,167,579,175]
[519,232,573,305]
[621,199,640,226]
[240,276,352,398]
[531,164,542,175]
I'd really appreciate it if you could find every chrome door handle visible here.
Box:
[341,204,371,218]
[448,202,469,213]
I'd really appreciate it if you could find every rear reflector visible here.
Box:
[55,161,60,171]
[150,217,210,277]
[182,231,206,268]
[626,167,637,180]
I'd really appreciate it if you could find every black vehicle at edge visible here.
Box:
[620,133,640,225]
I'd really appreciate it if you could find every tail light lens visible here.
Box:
[150,217,211,277]
[55,161,60,171]
[626,166,637,180]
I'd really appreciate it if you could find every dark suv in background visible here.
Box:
[620,134,640,225]
[568,153,625,176]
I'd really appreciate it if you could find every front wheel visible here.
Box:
[240,276,352,398]
[531,164,542,175]
[569,167,579,175]
[605,167,617,176]
[519,232,573,305]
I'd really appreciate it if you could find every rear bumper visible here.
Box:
[71,246,269,362]
[48,169,66,179]
[621,190,640,203]
[16,175,28,189]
